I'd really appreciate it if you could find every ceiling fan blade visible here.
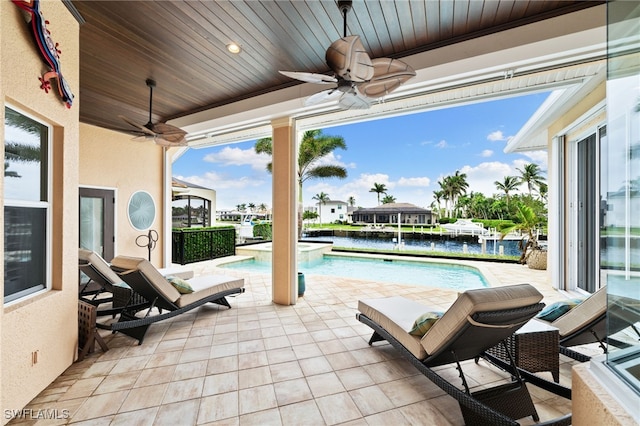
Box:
[154,134,188,147]
[149,123,188,147]
[356,58,416,99]
[150,122,187,136]
[119,115,156,136]
[279,71,337,84]
[304,89,343,106]
[325,35,373,83]
[338,92,372,110]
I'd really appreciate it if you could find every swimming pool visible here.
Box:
[219,254,489,291]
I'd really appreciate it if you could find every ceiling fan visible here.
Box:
[119,79,187,147]
[279,0,416,110]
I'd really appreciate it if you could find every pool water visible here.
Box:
[220,255,489,291]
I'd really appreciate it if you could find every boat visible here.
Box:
[441,219,489,235]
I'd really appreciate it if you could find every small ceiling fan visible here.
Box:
[279,0,416,110]
[119,79,187,147]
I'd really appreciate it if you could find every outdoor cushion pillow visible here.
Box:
[167,276,194,294]
[409,311,443,337]
[536,299,582,321]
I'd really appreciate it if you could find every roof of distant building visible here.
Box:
[172,177,213,190]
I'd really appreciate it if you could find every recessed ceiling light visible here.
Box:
[226,43,241,54]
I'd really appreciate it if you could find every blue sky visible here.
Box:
[173,92,550,211]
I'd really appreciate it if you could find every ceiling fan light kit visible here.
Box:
[278,0,415,110]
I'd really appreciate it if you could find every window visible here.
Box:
[4,106,51,304]
[331,208,335,213]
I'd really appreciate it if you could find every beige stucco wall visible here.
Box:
[79,124,166,265]
[1,1,80,420]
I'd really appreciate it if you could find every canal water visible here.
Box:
[301,234,522,257]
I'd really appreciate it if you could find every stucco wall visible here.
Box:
[79,124,166,265]
[1,0,80,420]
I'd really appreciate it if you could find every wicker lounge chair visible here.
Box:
[79,248,151,317]
[539,286,640,362]
[356,284,572,426]
[109,256,245,345]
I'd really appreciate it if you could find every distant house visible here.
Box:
[307,199,349,224]
[352,203,435,225]
[171,177,216,228]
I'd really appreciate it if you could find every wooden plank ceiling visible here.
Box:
[71,0,601,136]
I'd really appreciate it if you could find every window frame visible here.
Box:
[4,104,53,305]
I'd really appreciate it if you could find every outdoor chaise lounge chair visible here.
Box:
[109,255,245,345]
[356,284,572,426]
[537,286,640,362]
[79,248,155,317]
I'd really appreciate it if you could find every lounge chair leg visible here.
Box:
[368,331,386,346]
[212,297,231,309]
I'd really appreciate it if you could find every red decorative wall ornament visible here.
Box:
[12,0,74,108]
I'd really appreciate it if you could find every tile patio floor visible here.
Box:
[10,257,590,425]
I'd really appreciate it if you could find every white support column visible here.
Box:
[271,117,297,305]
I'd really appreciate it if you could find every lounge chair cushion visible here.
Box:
[421,284,542,356]
[79,248,121,284]
[176,275,245,307]
[167,276,194,294]
[409,312,443,337]
[110,256,182,303]
[536,299,582,321]
[550,286,607,337]
[358,296,432,359]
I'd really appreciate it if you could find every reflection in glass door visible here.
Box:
[576,133,599,293]
[79,188,114,261]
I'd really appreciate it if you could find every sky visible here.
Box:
[173,92,550,211]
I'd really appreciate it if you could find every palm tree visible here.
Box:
[247,203,256,212]
[258,203,268,213]
[439,171,468,217]
[500,204,542,264]
[312,192,330,226]
[369,182,387,205]
[494,176,520,206]
[381,194,396,204]
[255,129,347,237]
[432,190,445,217]
[347,196,356,207]
[516,163,546,197]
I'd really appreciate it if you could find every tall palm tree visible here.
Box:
[494,175,520,206]
[517,163,546,197]
[432,190,445,217]
[247,203,256,212]
[255,129,347,237]
[312,192,330,226]
[439,171,468,217]
[369,182,387,205]
[347,196,356,207]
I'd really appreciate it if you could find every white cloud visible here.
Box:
[398,176,431,187]
[202,146,270,171]
[480,149,493,158]
[459,161,520,196]
[435,140,448,148]
[487,130,508,141]
[521,150,548,170]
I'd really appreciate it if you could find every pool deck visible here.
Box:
[9,257,595,425]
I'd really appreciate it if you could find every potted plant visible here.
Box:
[500,204,547,269]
